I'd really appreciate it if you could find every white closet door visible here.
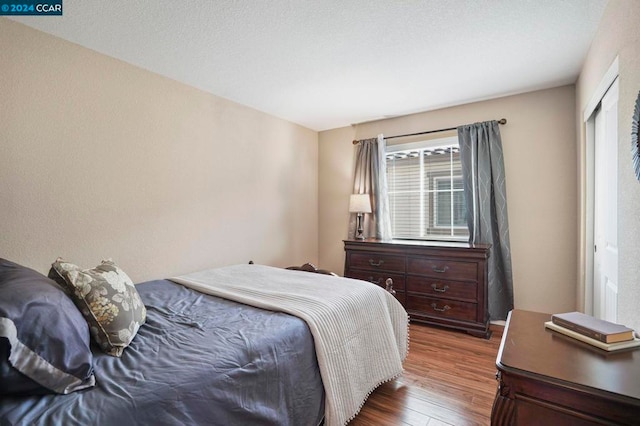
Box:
[593,78,619,322]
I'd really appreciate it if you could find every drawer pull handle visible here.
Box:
[369,259,384,267]
[431,303,451,313]
[431,284,449,293]
[432,265,449,273]
[367,277,383,285]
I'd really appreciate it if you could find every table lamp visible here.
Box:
[349,194,372,240]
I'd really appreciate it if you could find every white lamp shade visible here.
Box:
[349,194,372,213]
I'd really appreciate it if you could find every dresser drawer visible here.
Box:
[406,276,476,301]
[349,252,406,273]
[346,270,405,290]
[406,295,477,322]
[393,291,405,305]
[407,257,477,281]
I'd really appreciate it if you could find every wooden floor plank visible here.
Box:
[349,323,502,425]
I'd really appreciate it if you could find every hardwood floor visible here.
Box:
[350,323,503,426]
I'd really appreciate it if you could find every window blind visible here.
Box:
[386,140,469,240]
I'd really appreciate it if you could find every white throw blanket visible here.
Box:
[170,264,409,426]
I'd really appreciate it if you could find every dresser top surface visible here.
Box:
[497,309,640,401]
[343,238,491,251]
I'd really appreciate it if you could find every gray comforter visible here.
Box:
[0,279,324,425]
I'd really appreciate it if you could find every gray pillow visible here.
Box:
[0,258,95,395]
[49,259,147,357]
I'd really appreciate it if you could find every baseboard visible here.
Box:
[490,321,505,334]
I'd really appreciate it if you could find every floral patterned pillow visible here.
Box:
[49,258,146,357]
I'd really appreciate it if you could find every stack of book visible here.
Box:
[544,311,640,351]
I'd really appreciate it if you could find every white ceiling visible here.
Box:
[10,0,608,131]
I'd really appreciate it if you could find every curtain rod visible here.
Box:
[351,118,507,144]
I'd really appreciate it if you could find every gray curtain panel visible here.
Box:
[458,121,514,320]
[349,135,392,241]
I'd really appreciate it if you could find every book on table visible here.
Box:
[544,321,640,351]
[551,311,635,343]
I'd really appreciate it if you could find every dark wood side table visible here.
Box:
[492,310,640,425]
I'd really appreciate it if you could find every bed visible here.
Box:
[0,259,408,426]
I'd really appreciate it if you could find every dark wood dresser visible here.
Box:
[492,310,640,425]
[343,239,491,338]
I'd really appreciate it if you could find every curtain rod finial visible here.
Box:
[498,118,507,125]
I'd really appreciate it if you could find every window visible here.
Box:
[434,176,466,228]
[386,136,469,240]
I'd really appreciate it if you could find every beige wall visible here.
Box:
[576,0,640,331]
[0,20,318,283]
[319,86,578,316]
